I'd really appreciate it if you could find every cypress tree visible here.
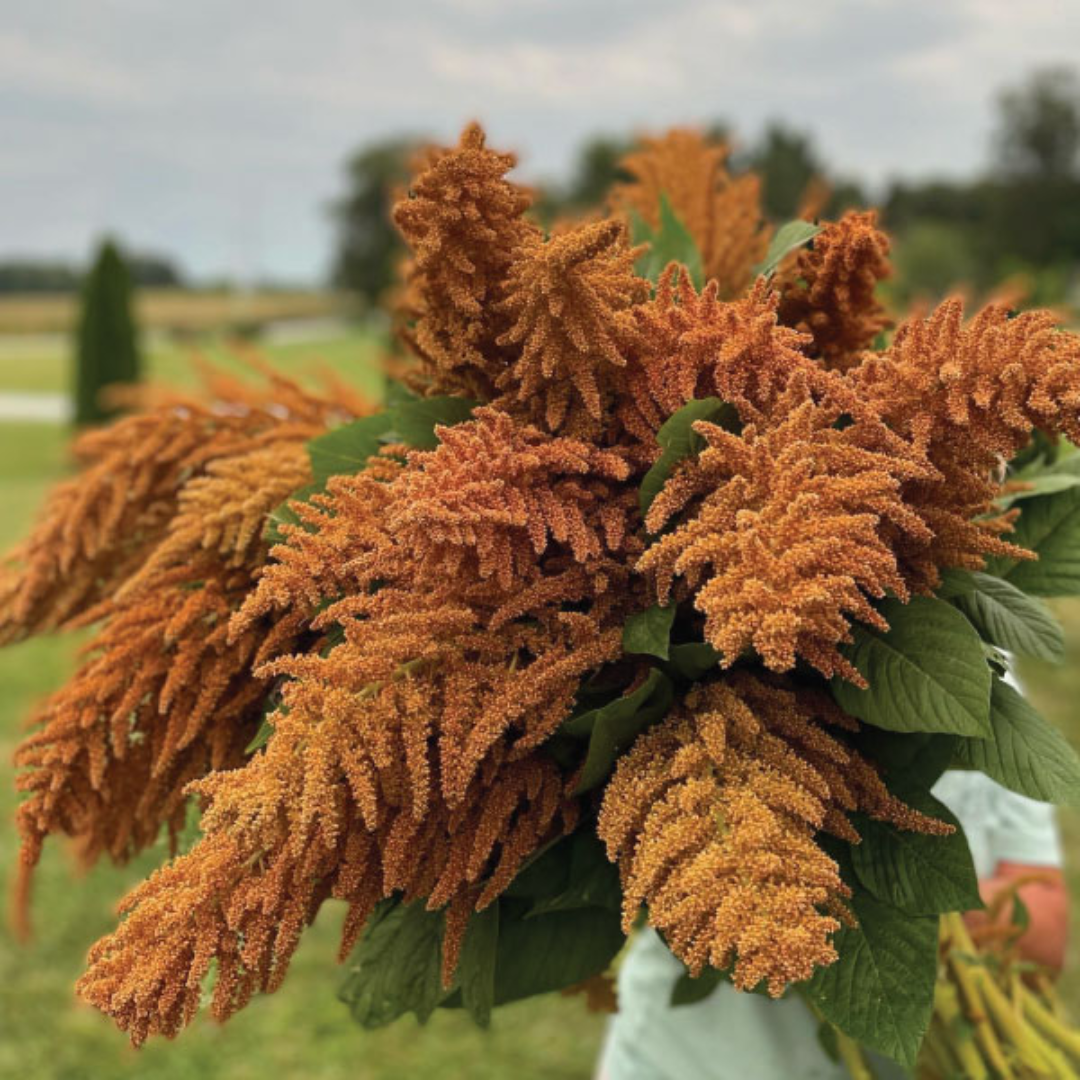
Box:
[74,239,141,425]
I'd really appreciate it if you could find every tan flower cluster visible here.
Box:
[598,674,949,995]
[639,379,932,682]
[776,210,893,371]
[393,123,538,399]
[6,122,1080,1043]
[609,129,771,297]
[495,220,648,435]
[8,372,369,932]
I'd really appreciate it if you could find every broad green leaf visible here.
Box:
[951,571,1064,662]
[338,901,449,1028]
[630,194,704,288]
[855,730,958,792]
[997,472,1080,507]
[991,487,1080,596]
[384,378,419,407]
[753,219,822,279]
[526,832,621,918]
[457,903,499,1028]
[562,669,675,793]
[639,397,739,516]
[390,395,477,449]
[953,677,1080,806]
[490,899,624,1006]
[850,789,981,916]
[667,641,722,680]
[622,604,675,660]
[805,881,938,1067]
[501,835,573,901]
[832,597,992,737]
[308,412,398,485]
[671,967,724,1007]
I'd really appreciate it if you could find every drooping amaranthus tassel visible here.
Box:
[598,673,950,995]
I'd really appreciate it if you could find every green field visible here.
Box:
[0,327,386,398]
[3,332,1080,1079]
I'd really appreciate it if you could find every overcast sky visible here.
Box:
[3,0,1079,284]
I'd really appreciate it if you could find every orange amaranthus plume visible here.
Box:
[597,673,949,995]
[11,432,318,933]
[0,371,358,645]
[638,379,932,684]
[393,123,539,399]
[620,270,864,452]
[776,210,892,372]
[609,129,771,298]
[852,298,1080,589]
[494,219,648,436]
[78,567,621,1043]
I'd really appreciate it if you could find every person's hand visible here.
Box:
[963,862,1068,973]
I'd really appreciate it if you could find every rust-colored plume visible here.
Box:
[598,673,949,995]
[609,129,771,297]
[624,269,827,433]
[638,379,932,683]
[0,371,356,645]
[495,220,648,435]
[852,298,1080,590]
[776,210,892,371]
[393,122,539,399]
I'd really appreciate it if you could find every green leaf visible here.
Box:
[562,669,675,793]
[950,571,1064,662]
[953,676,1080,806]
[338,901,450,1028]
[667,641,722,680]
[855,730,959,792]
[832,597,992,737]
[308,412,398,486]
[1012,892,1031,933]
[622,604,676,660]
[630,194,704,288]
[805,883,938,1067]
[671,967,724,1007]
[753,219,822,279]
[489,899,625,1006]
[998,472,1080,507]
[389,395,477,450]
[991,487,1080,596]
[639,397,739,516]
[526,831,621,918]
[457,903,499,1028]
[850,789,981,916]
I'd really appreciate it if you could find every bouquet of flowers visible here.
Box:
[7,123,1080,1071]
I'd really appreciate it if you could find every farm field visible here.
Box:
[0,289,355,335]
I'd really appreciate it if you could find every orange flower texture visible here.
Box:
[3,121,1080,1046]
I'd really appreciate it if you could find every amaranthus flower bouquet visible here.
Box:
[7,123,1080,1070]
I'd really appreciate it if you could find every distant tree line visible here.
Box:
[0,252,183,294]
[331,66,1080,309]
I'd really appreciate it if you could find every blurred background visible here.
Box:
[3,2,1080,1077]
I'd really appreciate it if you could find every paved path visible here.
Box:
[0,391,68,422]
